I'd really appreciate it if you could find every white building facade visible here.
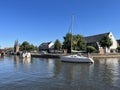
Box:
[85,32,118,54]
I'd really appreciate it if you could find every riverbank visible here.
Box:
[31,53,61,58]
[31,53,120,58]
[91,53,120,58]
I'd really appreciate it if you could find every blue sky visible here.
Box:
[0,0,120,48]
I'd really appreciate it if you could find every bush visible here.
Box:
[87,46,97,53]
[117,46,120,52]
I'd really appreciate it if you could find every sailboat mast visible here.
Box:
[71,15,74,53]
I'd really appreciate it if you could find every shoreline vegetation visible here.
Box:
[31,53,120,59]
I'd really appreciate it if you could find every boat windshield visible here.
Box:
[77,53,83,57]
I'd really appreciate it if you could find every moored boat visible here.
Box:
[60,15,94,63]
[22,52,31,58]
[60,54,94,63]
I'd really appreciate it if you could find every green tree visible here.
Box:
[20,41,30,51]
[63,33,86,53]
[8,47,14,52]
[117,46,120,52]
[63,33,72,53]
[20,41,38,51]
[34,46,39,51]
[54,39,62,50]
[87,46,97,53]
[29,44,36,51]
[73,34,86,50]
[117,40,120,46]
[99,34,113,52]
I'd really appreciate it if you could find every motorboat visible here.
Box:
[22,52,31,58]
[60,54,94,63]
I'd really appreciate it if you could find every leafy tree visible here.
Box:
[29,44,37,51]
[34,46,39,51]
[54,39,62,50]
[63,33,86,53]
[117,40,120,46]
[73,34,86,50]
[63,33,72,53]
[8,47,14,52]
[20,41,30,51]
[117,46,120,52]
[20,41,38,51]
[99,34,113,52]
[87,46,97,53]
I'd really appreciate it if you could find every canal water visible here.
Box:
[0,55,120,90]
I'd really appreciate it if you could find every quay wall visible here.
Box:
[31,53,120,58]
[31,53,60,58]
[91,53,120,58]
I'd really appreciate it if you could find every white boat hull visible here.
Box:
[22,52,31,58]
[60,55,94,63]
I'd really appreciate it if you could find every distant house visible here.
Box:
[84,32,118,54]
[39,41,54,52]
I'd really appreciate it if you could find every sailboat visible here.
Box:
[60,16,94,63]
[60,53,94,63]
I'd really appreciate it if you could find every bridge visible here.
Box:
[0,49,6,56]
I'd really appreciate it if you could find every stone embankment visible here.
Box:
[31,53,120,58]
[31,53,61,58]
[91,53,120,58]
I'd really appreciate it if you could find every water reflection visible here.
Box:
[14,56,31,64]
[94,58,120,88]
[47,59,62,77]
[59,63,94,82]
[0,56,120,90]
[49,58,120,89]
[14,55,32,69]
[14,55,20,64]
[22,57,31,64]
[0,55,5,60]
[47,59,54,71]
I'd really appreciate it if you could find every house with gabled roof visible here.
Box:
[84,32,118,54]
[39,41,54,52]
